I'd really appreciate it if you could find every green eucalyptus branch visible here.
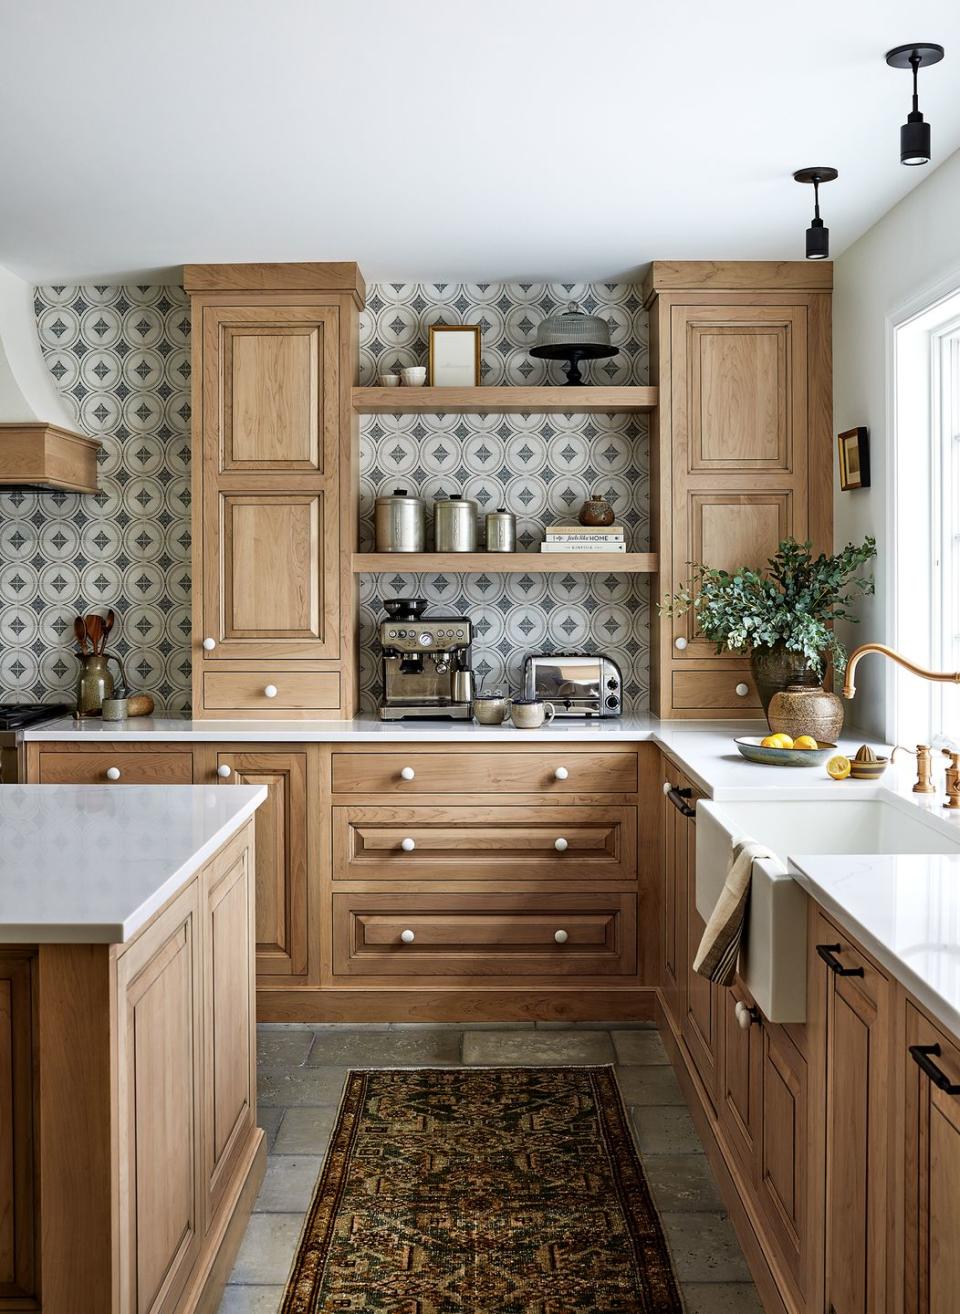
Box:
[659,536,876,676]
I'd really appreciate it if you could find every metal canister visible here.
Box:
[375,489,425,552]
[434,495,478,552]
[485,507,516,553]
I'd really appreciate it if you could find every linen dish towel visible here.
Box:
[693,839,772,986]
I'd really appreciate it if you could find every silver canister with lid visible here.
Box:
[434,495,478,552]
[485,507,516,552]
[375,488,425,552]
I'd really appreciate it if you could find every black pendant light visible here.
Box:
[885,43,945,165]
[793,168,838,260]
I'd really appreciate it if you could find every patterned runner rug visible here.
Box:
[280,1065,683,1313]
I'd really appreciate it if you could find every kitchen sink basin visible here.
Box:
[696,794,960,1023]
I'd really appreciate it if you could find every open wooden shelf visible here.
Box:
[352,552,658,574]
[351,385,657,414]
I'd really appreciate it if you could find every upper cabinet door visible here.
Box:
[670,304,809,661]
[200,305,341,661]
[207,306,339,475]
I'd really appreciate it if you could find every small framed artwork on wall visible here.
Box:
[838,426,870,490]
[428,324,482,386]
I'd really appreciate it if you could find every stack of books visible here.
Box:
[540,524,626,553]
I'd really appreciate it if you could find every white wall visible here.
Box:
[833,146,960,739]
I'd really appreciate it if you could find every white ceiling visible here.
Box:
[1,0,958,284]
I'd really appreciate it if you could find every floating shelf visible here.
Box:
[352,552,658,574]
[351,385,657,414]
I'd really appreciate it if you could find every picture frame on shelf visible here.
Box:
[838,426,870,490]
[428,324,482,386]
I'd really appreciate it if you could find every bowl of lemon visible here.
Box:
[734,733,837,767]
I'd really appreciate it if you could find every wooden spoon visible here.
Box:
[84,614,105,655]
[73,616,88,653]
[102,609,115,653]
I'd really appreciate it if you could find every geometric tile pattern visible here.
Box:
[1,281,649,715]
[1,285,193,711]
[357,281,651,714]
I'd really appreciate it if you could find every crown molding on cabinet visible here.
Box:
[182,261,366,307]
[641,259,833,307]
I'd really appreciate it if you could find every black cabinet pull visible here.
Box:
[909,1043,960,1094]
[815,943,865,977]
[667,786,696,819]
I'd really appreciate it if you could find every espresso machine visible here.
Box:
[378,599,474,720]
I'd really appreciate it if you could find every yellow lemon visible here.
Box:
[760,734,782,748]
[826,754,851,780]
[794,735,819,750]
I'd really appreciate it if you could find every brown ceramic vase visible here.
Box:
[749,643,821,717]
[578,493,615,527]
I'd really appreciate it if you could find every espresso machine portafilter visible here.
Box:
[378,598,474,720]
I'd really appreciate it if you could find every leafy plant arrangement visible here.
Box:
[660,537,877,676]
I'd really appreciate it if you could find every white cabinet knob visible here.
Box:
[263,684,278,699]
[217,764,232,779]
[400,766,416,781]
[674,637,688,650]
[554,837,568,852]
[554,766,569,781]
[401,837,416,852]
[554,929,569,944]
[735,683,750,698]
[662,780,672,795]
[105,766,121,781]
[400,929,416,944]
[735,1001,759,1029]
[202,637,216,651]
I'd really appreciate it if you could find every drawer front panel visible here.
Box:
[202,669,340,712]
[37,751,194,785]
[332,893,637,980]
[672,667,761,711]
[331,750,638,796]
[333,805,637,882]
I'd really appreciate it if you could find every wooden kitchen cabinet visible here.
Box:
[184,264,364,719]
[903,1001,960,1314]
[0,952,37,1305]
[815,912,890,1314]
[644,262,833,718]
[660,760,688,1028]
[677,776,723,1106]
[211,749,314,988]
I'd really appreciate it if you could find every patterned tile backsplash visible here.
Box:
[0,280,650,715]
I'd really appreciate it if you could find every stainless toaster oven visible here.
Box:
[522,654,622,718]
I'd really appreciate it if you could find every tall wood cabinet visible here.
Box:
[0,952,36,1306]
[184,264,364,719]
[644,261,833,718]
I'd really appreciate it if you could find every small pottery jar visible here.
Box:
[578,493,615,527]
[767,684,845,743]
[473,694,509,725]
[101,697,129,721]
[509,698,556,729]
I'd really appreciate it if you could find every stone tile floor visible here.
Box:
[219,1023,763,1314]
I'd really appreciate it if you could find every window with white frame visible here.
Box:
[892,289,960,744]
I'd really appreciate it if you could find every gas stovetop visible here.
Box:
[0,702,71,731]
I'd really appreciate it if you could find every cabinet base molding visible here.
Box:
[257,987,657,1025]
[657,998,799,1314]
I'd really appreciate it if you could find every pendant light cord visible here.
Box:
[911,52,921,112]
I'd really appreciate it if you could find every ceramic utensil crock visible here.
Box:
[76,652,127,717]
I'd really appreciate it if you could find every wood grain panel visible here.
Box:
[721,979,762,1183]
[38,750,194,785]
[224,326,320,470]
[202,669,340,713]
[671,668,761,711]
[222,493,320,637]
[331,749,638,797]
[0,422,100,493]
[0,954,36,1303]
[761,1022,807,1290]
[333,804,636,883]
[691,324,788,469]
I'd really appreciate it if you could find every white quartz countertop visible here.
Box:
[0,784,266,944]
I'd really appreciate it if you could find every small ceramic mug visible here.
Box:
[101,697,129,721]
[509,698,556,729]
[473,694,509,725]
[378,373,400,387]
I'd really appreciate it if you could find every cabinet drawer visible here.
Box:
[672,667,761,711]
[202,669,340,713]
[331,750,638,797]
[332,892,637,980]
[333,805,637,882]
[37,751,194,784]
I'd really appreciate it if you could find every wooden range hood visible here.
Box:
[0,266,100,493]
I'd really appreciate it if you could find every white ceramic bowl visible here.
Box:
[401,366,427,387]
[378,373,400,387]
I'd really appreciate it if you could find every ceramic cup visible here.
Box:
[101,697,129,721]
[401,366,427,387]
[509,698,556,729]
[473,694,509,725]
[378,373,400,388]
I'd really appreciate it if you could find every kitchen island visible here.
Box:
[0,783,266,1314]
